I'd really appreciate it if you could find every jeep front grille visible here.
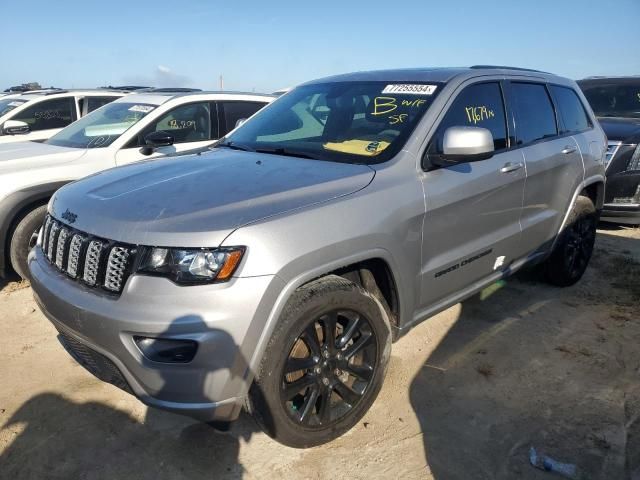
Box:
[41,214,136,294]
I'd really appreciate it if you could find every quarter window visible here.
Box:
[511,83,557,145]
[11,97,77,131]
[427,82,508,159]
[549,85,591,134]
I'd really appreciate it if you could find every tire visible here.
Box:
[9,205,48,281]
[543,196,597,287]
[249,275,391,448]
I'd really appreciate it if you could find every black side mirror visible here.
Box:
[140,131,174,156]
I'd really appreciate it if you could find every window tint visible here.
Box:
[579,81,640,119]
[511,83,557,145]
[87,96,118,113]
[221,101,267,136]
[550,85,591,134]
[12,97,77,131]
[146,102,212,144]
[428,82,508,156]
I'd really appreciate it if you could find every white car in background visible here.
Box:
[0,89,274,279]
[0,89,129,144]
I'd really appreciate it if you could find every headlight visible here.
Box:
[626,144,640,172]
[138,246,245,284]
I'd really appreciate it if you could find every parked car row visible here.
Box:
[5,65,611,448]
[0,90,274,278]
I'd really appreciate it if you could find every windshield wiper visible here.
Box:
[216,141,255,152]
[254,147,320,160]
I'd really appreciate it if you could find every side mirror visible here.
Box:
[140,131,174,156]
[3,120,30,135]
[433,126,494,167]
[234,118,247,128]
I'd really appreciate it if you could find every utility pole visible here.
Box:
[219,75,224,90]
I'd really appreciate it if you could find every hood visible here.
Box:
[598,117,640,143]
[51,149,375,247]
[0,141,86,173]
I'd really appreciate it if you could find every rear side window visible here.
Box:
[510,83,557,145]
[220,101,268,136]
[11,97,77,131]
[549,85,591,134]
[427,82,508,156]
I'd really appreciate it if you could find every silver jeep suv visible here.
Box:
[29,66,606,448]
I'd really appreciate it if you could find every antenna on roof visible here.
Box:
[219,75,224,91]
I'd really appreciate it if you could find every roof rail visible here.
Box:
[21,88,69,96]
[99,85,150,91]
[470,65,550,74]
[138,87,203,93]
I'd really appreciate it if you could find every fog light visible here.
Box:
[134,336,198,363]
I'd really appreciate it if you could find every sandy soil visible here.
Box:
[0,226,638,479]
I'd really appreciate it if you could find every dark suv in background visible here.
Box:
[578,76,640,224]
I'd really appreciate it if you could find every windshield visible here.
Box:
[0,98,27,117]
[46,102,156,148]
[580,82,640,119]
[221,81,442,163]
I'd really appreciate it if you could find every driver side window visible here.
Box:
[425,82,508,167]
[134,102,215,146]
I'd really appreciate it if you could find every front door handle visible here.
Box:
[561,145,577,154]
[500,162,523,173]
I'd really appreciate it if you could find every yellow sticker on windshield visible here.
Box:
[323,139,390,156]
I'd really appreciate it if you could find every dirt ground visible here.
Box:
[0,226,638,480]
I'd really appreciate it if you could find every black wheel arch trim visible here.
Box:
[0,181,71,277]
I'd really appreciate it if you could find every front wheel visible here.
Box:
[249,275,391,448]
[543,196,597,287]
[10,205,48,281]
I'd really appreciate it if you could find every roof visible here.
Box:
[305,66,564,85]
[115,90,276,107]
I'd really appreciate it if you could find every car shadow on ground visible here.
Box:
[0,315,262,479]
[410,236,640,479]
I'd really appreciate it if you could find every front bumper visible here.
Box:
[600,204,640,225]
[29,247,282,422]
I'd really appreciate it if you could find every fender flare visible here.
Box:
[0,181,71,277]
[245,247,403,383]
[556,174,605,236]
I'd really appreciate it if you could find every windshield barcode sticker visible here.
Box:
[382,84,437,95]
[128,105,154,113]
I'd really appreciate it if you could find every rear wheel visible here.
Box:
[9,205,48,281]
[249,275,391,448]
[543,196,597,286]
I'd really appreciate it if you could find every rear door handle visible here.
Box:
[500,162,523,173]
[561,145,577,154]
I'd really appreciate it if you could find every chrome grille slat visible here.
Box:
[42,216,52,253]
[66,234,86,278]
[104,247,130,292]
[55,228,69,269]
[83,240,104,286]
[46,222,59,261]
[39,214,134,295]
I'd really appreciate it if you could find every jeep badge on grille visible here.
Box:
[61,209,78,224]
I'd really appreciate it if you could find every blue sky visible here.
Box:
[2,0,639,93]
